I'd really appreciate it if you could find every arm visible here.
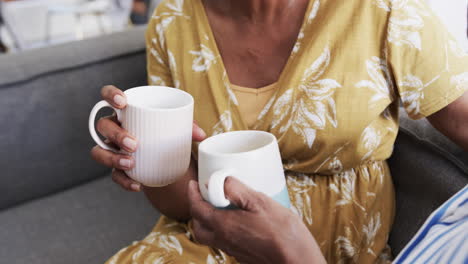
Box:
[188,178,326,264]
[427,91,468,151]
[142,158,198,221]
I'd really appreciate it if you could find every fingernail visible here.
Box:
[119,158,132,168]
[123,137,137,151]
[131,183,141,191]
[113,94,126,106]
[196,126,206,139]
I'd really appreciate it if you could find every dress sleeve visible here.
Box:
[145,12,174,87]
[386,0,468,120]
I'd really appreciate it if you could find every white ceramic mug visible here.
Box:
[198,131,290,208]
[89,86,194,187]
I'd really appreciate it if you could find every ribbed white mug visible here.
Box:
[88,86,194,187]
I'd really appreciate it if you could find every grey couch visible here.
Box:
[0,26,466,264]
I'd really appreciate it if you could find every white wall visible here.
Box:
[427,0,468,51]
[1,0,131,50]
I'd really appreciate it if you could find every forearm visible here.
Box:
[278,223,327,264]
[430,116,468,151]
[450,125,468,151]
[142,158,197,222]
[428,92,468,151]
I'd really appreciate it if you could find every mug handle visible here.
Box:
[88,100,122,152]
[208,169,235,208]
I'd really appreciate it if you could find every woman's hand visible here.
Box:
[90,85,206,192]
[188,178,326,264]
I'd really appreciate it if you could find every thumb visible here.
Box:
[224,177,263,211]
[192,122,207,142]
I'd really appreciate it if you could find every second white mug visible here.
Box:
[89,86,194,187]
[198,131,290,209]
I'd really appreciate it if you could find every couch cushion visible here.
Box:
[388,111,468,255]
[0,176,160,264]
[0,26,148,209]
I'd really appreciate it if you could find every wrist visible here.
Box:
[277,239,326,264]
[274,217,326,264]
[142,158,197,221]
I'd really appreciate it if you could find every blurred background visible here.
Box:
[0,0,467,54]
[0,0,161,52]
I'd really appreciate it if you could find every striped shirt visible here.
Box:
[394,185,468,263]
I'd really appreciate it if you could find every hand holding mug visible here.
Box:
[198,131,290,209]
[90,85,206,191]
[188,179,326,264]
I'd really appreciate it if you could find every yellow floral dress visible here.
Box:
[106,0,468,263]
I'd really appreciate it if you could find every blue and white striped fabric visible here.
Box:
[394,185,468,264]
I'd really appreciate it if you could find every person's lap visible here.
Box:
[106,161,395,264]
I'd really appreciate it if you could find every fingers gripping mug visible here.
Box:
[198,131,291,209]
[89,86,194,187]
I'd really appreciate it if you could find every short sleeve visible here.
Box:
[145,11,174,87]
[386,0,468,120]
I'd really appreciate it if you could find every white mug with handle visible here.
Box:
[198,131,290,209]
[89,86,194,187]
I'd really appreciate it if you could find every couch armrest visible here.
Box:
[388,110,468,254]
[0,26,147,210]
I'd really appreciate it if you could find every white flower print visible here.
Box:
[292,0,320,55]
[150,75,167,86]
[292,31,305,55]
[335,227,358,264]
[251,92,277,129]
[289,102,318,148]
[272,46,341,148]
[212,110,233,135]
[381,106,398,135]
[355,56,394,106]
[283,158,299,170]
[307,0,321,23]
[374,0,392,11]
[400,74,424,115]
[375,0,430,50]
[165,0,184,16]
[329,170,365,211]
[363,213,382,256]
[399,74,440,116]
[143,232,183,255]
[362,167,371,182]
[360,123,383,161]
[223,71,239,106]
[287,173,317,225]
[328,157,344,174]
[372,161,385,185]
[376,245,393,263]
[150,38,165,65]
[451,72,468,91]
[207,254,217,264]
[206,252,228,264]
[153,0,189,47]
[167,50,180,89]
[153,257,165,264]
[257,93,276,121]
[271,89,293,129]
[189,44,217,72]
[132,245,147,261]
[382,107,391,120]
[314,142,350,173]
[155,16,174,48]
